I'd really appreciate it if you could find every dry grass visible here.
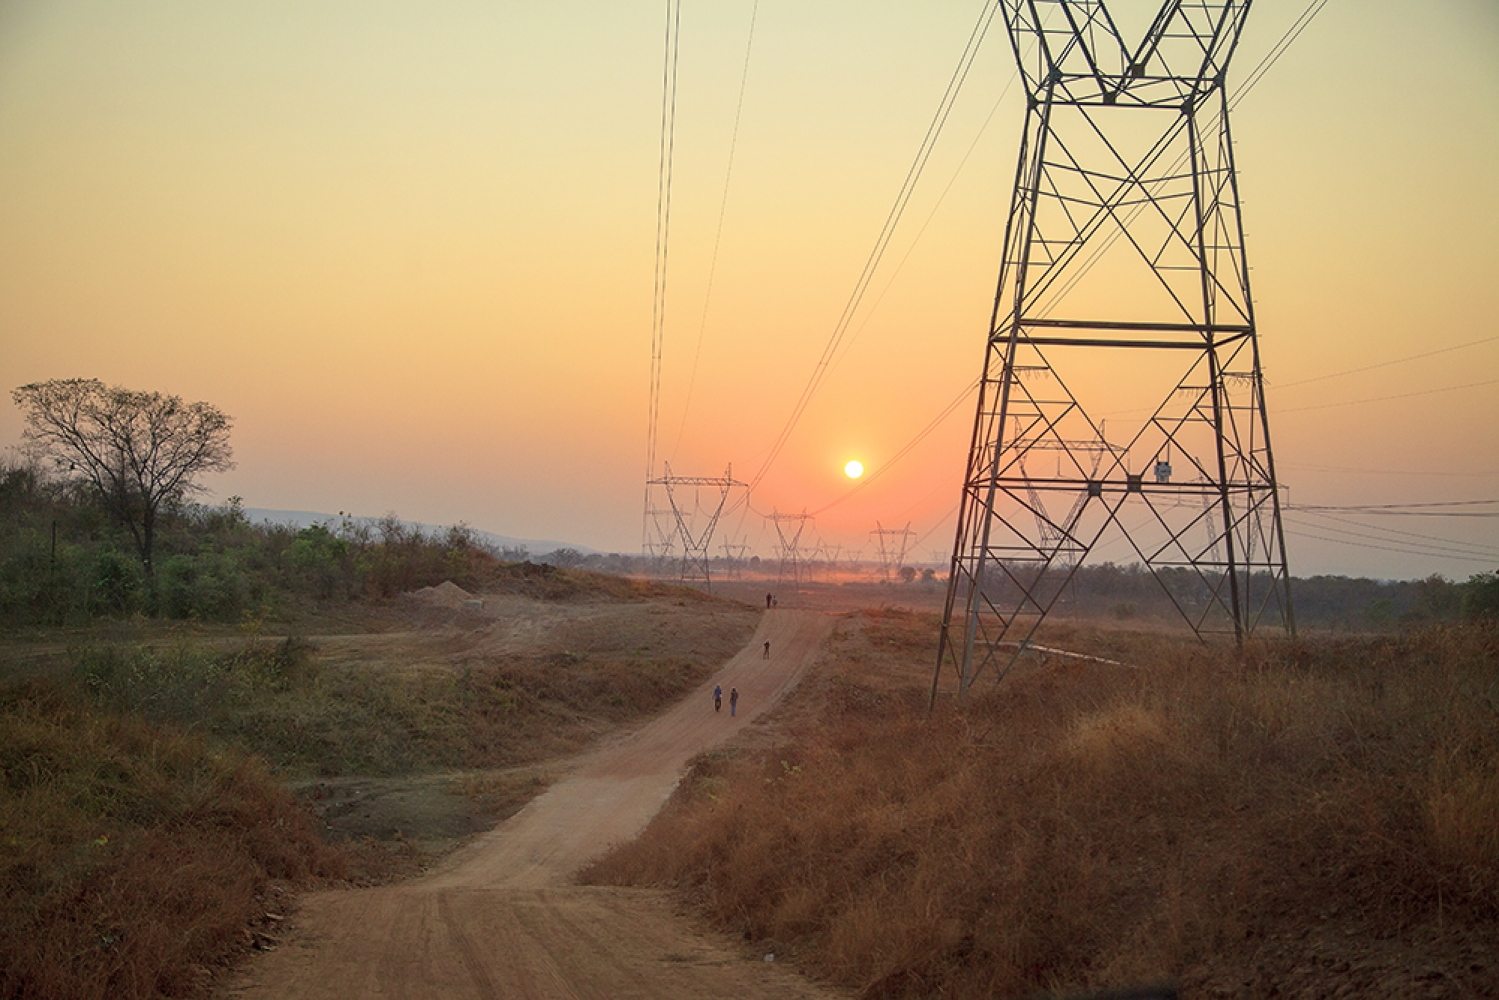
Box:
[586,614,1499,998]
[458,652,717,766]
[0,601,734,997]
[0,679,365,1000]
[64,640,717,778]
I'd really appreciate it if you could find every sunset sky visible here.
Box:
[2,0,1496,580]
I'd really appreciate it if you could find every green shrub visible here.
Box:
[282,524,352,599]
[90,548,142,617]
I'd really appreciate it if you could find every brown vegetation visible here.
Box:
[586,611,1499,998]
[0,679,362,1000]
[1,581,756,998]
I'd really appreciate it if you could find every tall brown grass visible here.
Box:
[0,679,349,1000]
[586,614,1499,997]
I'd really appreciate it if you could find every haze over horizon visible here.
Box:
[2,1,1496,581]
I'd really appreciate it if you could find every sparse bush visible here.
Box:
[547,547,586,569]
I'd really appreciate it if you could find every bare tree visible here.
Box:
[12,378,234,577]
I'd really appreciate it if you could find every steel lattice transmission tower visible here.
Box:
[719,538,752,580]
[871,522,916,584]
[935,0,1293,701]
[648,463,745,590]
[767,510,813,593]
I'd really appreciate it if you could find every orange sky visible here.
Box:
[1,0,1496,579]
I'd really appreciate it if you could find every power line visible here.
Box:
[670,0,760,460]
[1284,525,1497,565]
[748,0,1001,494]
[643,0,682,549]
[1292,500,1499,510]
[1288,500,1499,519]
[820,71,1020,389]
[1279,461,1499,479]
[1108,370,1499,420]
[1235,0,1331,98]
[753,1,1329,522]
[1311,513,1499,518]
[1287,516,1499,562]
[912,500,962,551]
[724,2,1333,547]
[1294,508,1499,559]
[1276,378,1499,414]
[1272,334,1499,390]
[1034,0,1333,318]
[809,377,979,516]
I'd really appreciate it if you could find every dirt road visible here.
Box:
[223,610,843,1000]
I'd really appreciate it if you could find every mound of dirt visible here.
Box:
[404,580,480,609]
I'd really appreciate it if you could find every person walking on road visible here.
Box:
[766,592,772,609]
[763,640,770,659]
[714,683,722,712]
[730,687,739,716]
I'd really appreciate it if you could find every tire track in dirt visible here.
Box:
[436,890,501,1000]
[222,610,842,1000]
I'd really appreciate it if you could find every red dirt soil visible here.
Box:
[220,609,845,1000]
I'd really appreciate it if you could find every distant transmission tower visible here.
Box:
[871,521,916,583]
[767,510,813,593]
[719,537,751,579]
[649,463,744,590]
[935,1,1293,701]
[643,494,678,571]
[818,541,843,579]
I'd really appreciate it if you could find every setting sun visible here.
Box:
[844,460,864,480]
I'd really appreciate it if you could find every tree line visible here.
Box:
[0,459,517,626]
[5,378,1495,629]
[0,379,571,626]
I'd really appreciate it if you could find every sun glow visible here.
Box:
[844,459,864,479]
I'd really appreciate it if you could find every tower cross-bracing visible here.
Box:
[648,463,744,590]
[817,541,843,579]
[643,493,678,570]
[871,521,916,584]
[935,0,1293,702]
[767,510,813,593]
[719,538,752,580]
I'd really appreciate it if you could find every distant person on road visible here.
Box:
[772,596,778,608]
[766,592,772,609]
[730,687,738,716]
[763,640,770,659]
[714,683,722,712]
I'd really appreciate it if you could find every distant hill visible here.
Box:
[241,508,597,557]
